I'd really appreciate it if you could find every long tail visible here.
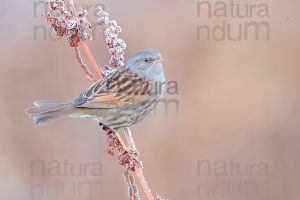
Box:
[25,100,73,126]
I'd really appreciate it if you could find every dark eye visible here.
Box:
[144,59,150,63]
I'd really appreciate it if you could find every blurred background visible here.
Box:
[0,0,299,199]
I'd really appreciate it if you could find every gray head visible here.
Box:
[127,49,165,82]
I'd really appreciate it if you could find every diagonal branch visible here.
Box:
[124,128,154,200]
[81,43,104,79]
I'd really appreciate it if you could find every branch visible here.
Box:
[97,7,156,200]
[81,43,104,79]
[68,1,104,79]
[44,0,104,78]
[74,46,96,81]
[124,169,140,200]
[68,0,77,16]
[124,128,154,200]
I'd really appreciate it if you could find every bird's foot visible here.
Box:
[123,146,139,154]
[119,148,142,171]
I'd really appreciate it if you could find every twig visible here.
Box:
[69,0,104,79]
[81,43,104,79]
[97,7,156,200]
[124,169,140,200]
[44,0,104,78]
[124,128,154,200]
[74,46,96,81]
[68,0,77,17]
[68,0,104,79]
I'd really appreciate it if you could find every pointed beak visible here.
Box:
[154,58,166,64]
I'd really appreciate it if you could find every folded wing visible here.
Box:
[73,66,155,109]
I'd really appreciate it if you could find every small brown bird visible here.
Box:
[26,49,165,148]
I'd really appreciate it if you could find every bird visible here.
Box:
[25,49,165,150]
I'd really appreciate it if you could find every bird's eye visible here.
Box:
[144,59,150,63]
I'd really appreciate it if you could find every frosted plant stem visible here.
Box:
[68,0,77,16]
[124,169,140,200]
[124,127,154,200]
[75,46,96,81]
[81,43,104,79]
[69,0,104,79]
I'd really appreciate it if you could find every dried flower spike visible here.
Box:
[43,0,93,47]
[98,7,126,68]
[99,123,142,171]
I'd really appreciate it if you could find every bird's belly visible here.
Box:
[94,99,159,129]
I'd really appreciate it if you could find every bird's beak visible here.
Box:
[154,58,166,64]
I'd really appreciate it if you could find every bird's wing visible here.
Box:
[73,67,155,109]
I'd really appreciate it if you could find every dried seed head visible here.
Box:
[116,38,126,49]
[43,1,93,47]
[97,8,127,68]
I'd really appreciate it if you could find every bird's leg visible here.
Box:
[114,130,128,151]
[114,130,138,153]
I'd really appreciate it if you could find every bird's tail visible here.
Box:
[25,100,73,126]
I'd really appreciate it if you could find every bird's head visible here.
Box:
[127,49,165,82]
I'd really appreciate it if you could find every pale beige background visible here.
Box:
[0,0,299,200]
